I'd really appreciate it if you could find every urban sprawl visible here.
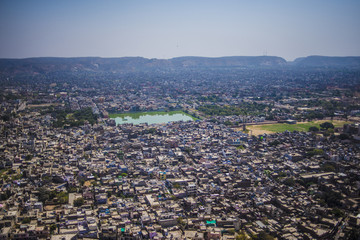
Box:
[1,62,360,240]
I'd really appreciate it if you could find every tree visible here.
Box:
[177,217,186,230]
[321,164,335,172]
[37,187,51,203]
[224,120,232,126]
[236,231,247,240]
[184,147,192,154]
[283,177,295,186]
[331,208,345,218]
[74,197,84,207]
[22,217,31,224]
[268,140,280,146]
[50,224,57,234]
[320,190,342,207]
[338,133,349,140]
[1,114,11,122]
[309,126,319,132]
[320,122,334,130]
[347,228,360,240]
[256,231,274,240]
[307,148,324,157]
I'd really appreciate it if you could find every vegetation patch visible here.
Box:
[51,107,98,128]
[198,103,267,116]
[247,120,351,135]
[36,187,69,204]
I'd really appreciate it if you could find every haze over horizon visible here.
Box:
[1,0,359,61]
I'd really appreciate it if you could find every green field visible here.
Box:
[248,120,352,135]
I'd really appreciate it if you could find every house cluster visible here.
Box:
[1,102,360,239]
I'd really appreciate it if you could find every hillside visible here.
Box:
[0,55,359,77]
[292,56,360,68]
[0,56,286,76]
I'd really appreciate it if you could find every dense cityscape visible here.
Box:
[0,57,360,239]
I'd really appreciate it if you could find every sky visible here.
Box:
[0,0,359,61]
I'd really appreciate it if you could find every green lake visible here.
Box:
[109,111,196,125]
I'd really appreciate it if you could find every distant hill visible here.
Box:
[292,56,360,68]
[0,55,359,77]
[0,57,157,75]
[169,56,287,68]
[0,56,286,76]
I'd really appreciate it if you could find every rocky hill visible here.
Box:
[0,56,286,76]
[292,56,360,68]
[0,55,359,77]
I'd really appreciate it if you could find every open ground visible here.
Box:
[243,120,352,135]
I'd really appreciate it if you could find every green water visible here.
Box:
[109,111,196,125]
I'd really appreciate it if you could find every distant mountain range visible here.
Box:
[0,55,359,76]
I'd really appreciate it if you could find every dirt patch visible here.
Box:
[246,125,273,136]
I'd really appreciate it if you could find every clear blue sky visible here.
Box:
[0,0,359,60]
